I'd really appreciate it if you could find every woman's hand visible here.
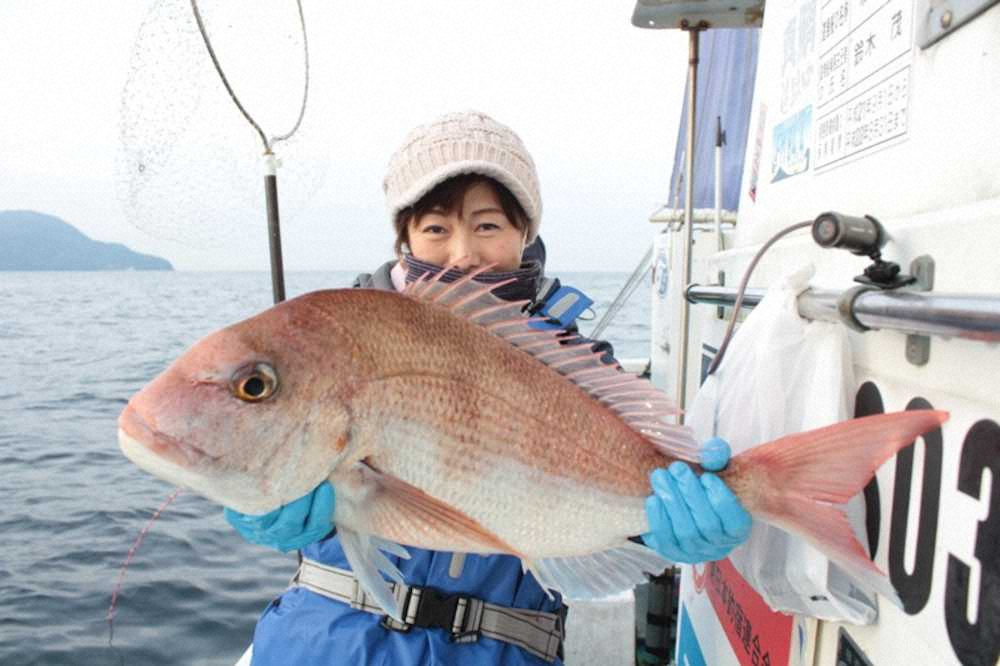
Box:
[641,438,752,563]
[224,481,336,553]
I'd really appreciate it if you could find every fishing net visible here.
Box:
[116,0,333,248]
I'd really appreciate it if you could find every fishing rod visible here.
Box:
[189,0,311,304]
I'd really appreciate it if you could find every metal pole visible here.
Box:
[264,154,287,304]
[714,116,725,252]
[675,25,703,423]
[590,245,654,340]
[684,284,1000,342]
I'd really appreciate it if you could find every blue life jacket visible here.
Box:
[251,540,564,665]
[251,260,608,666]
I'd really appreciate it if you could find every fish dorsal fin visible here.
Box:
[403,266,700,461]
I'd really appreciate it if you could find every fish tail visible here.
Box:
[731,409,949,606]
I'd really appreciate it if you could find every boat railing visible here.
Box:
[685,284,1000,343]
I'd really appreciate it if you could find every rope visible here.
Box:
[189,0,310,153]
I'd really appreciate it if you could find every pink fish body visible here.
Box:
[119,271,948,617]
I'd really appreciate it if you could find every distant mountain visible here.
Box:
[0,210,173,271]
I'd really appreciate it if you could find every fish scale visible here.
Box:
[418,361,655,473]
[367,425,647,556]
[354,370,663,492]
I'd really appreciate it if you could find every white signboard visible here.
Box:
[814,0,913,168]
[815,67,910,168]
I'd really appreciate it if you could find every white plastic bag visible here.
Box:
[687,264,879,623]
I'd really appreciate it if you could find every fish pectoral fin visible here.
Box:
[361,460,522,557]
[526,542,671,600]
[336,462,522,620]
[337,525,408,621]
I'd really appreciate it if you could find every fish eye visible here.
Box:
[232,363,279,402]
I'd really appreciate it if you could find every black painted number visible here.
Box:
[888,397,943,615]
[945,419,1000,666]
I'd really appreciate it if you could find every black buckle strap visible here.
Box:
[415,588,461,629]
[379,583,565,661]
[381,587,483,642]
[296,558,565,661]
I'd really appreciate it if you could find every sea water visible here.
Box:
[0,270,651,666]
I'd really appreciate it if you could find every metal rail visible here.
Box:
[675,25,705,423]
[589,245,653,340]
[685,285,1000,342]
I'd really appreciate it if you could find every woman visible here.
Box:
[227,111,751,665]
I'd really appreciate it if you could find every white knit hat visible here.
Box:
[383,111,542,242]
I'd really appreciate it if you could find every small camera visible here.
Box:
[811,211,915,289]
[811,212,886,256]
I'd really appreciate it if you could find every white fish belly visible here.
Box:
[373,421,650,558]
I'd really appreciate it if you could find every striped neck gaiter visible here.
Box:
[402,255,543,303]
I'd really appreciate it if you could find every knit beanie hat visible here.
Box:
[383,111,542,242]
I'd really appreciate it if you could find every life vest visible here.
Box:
[251,539,565,665]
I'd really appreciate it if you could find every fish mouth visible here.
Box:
[118,403,218,467]
[117,408,276,515]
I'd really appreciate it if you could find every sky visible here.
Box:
[0,1,690,273]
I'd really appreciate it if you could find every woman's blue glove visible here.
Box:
[641,437,752,563]
[224,481,336,553]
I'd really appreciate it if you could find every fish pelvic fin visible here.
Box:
[403,265,701,462]
[337,526,409,620]
[732,409,949,607]
[526,541,672,600]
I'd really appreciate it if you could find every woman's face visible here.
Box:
[407,181,525,272]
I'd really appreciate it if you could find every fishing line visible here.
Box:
[705,220,813,376]
[106,488,183,647]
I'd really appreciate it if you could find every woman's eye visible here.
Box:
[477,222,501,232]
[232,363,279,402]
[422,225,447,235]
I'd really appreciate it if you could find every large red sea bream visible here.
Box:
[118,269,948,618]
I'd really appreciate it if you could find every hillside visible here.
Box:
[0,211,172,271]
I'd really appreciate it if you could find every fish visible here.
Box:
[117,268,949,619]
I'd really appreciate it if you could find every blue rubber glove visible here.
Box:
[641,437,752,563]
[224,481,336,553]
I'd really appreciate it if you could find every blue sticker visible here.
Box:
[655,251,669,297]
[771,105,813,183]
[677,606,708,666]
